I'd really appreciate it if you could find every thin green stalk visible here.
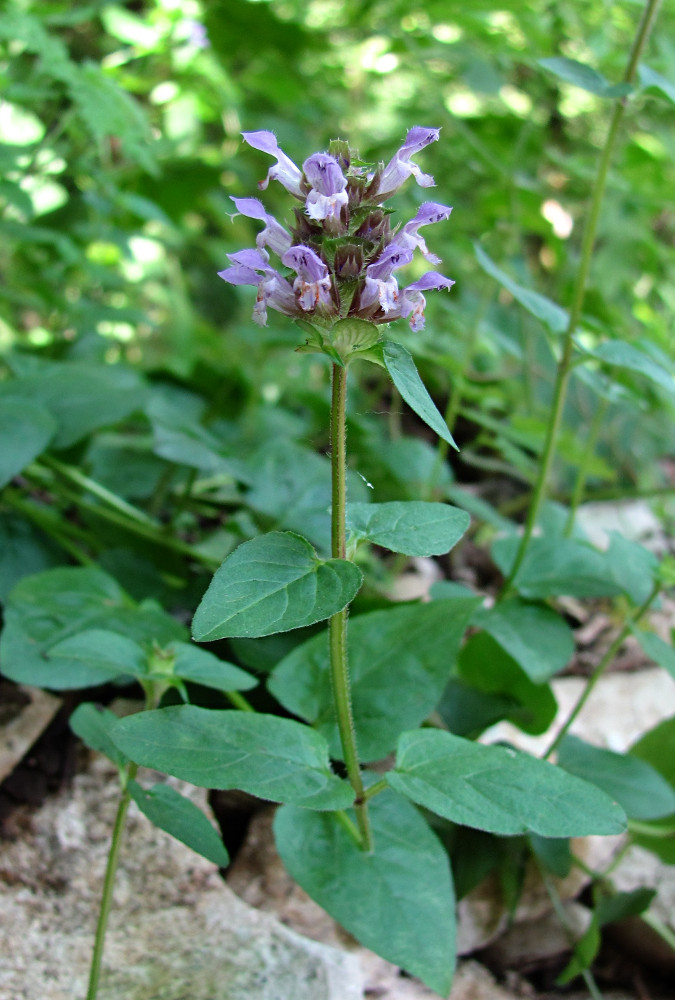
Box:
[538,864,605,1000]
[363,778,388,801]
[41,455,158,527]
[86,761,138,1000]
[544,581,659,759]
[329,363,373,852]
[225,690,254,712]
[501,0,663,595]
[565,395,610,536]
[3,490,96,566]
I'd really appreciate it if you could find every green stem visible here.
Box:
[329,363,372,852]
[363,778,388,801]
[225,690,254,712]
[544,581,659,758]
[86,761,138,1000]
[3,489,96,566]
[41,455,158,527]
[501,0,662,596]
[564,395,610,537]
[538,864,605,1000]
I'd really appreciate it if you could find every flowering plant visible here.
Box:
[220,128,454,362]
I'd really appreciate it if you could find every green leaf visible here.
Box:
[0,398,56,487]
[529,834,573,879]
[631,628,675,680]
[584,340,675,397]
[387,729,627,836]
[557,735,675,821]
[48,629,147,687]
[0,566,184,689]
[474,598,574,682]
[474,245,568,334]
[595,887,656,927]
[457,631,558,735]
[191,532,363,641]
[111,706,353,810]
[638,64,675,105]
[269,597,480,762]
[0,513,61,604]
[603,533,657,605]
[69,703,129,768]
[172,642,258,692]
[382,341,458,449]
[629,717,675,863]
[492,535,624,599]
[557,917,600,985]
[346,501,470,556]
[539,57,633,98]
[0,362,147,449]
[127,780,229,868]
[274,792,456,996]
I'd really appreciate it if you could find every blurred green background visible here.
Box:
[1,0,674,500]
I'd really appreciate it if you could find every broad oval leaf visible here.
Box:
[557,735,675,821]
[49,629,147,687]
[172,642,258,692]
[631,628,675,680]
[0,566,184,689]
[192,531,363,641]
[387,729,627,837]
[111,706,354,810]
[127,780,230,868]
[347,501,470,556]
[382,341,458,449]
[0,398,56,488]
[70,703,129,768]
[492,534,624,599]
[473,597,574,683]
[274,791,456,996]
[269,596,480,762]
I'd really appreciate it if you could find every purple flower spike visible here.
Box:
[398,202,453,264]
[282,245,333,312]
[241,131,304,198]
[231,196,293,256]
[374,127,441,199]
[219,247,296,326]
[303,153,348,222]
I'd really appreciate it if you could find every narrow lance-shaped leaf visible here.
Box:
[382,341,458,449]
[127,780,230,868]
[192,531,363,641]
[475,244,568,334]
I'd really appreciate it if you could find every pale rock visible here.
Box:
[0,756,363,1000]
[0,685,61,783]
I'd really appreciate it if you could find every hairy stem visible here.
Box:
[329,363,372,852]
[501,0,663,595]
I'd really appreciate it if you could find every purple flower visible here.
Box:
[373,127,440,199]
[218,248,296,326]
[360,244,414,313]
[231,197,292,256]
[302,153,348,222]
[223,129,454,345]
[282,245,333,312]
[241,131,304,198]
[397,202,453,265]
[392,272,455,331]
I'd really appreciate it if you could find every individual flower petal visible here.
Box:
[241,131,304,198]
[373,127,440,199]
[231,197,293,256]
[282,245,333,312]
[218,247,296,325]
[303,153,349,221]
[397,202,453,264]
